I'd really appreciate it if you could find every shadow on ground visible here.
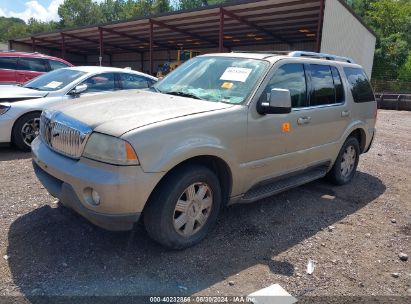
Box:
[7,171,385,296]
[0,146,31,161]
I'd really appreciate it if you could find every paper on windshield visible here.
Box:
[220,67,252,83]
[44,81,63,89]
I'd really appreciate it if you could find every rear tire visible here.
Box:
[328,136,360,185]
[144,165,221,249]
[12,112,41,151]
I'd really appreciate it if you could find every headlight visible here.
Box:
[82,133,139,166]
[0,104,10,115]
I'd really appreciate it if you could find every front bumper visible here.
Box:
[31,137,164,231]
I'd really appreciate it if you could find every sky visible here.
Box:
[0,0,104,23]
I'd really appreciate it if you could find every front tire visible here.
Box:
[12,112,41,151]
[328,136,360,185]
[144,165,221,249]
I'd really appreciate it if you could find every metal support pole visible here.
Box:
[31,37,36,52]
[149,20,153,75]
[219,8,224,52]
[99,27,104,66]
[316,0,325,52]
[61,33,66,59]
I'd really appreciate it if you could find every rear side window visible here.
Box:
[49,60,69,71]
[343,67,375,103]
[0,57,18,70]
[309,64,335,106]
[119,73,150,90]
[331,66,344,103]
[262,63,308,108]
[18,57,48,72]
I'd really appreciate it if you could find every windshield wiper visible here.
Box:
[164,91,203,100]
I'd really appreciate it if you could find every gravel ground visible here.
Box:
[0,110,410,301]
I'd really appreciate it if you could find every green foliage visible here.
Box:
[398,52,411,82]
[0,16,27,42]
[58,0,104,27]
[347,0,411,82]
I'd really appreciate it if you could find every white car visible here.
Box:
[0,66,157,150]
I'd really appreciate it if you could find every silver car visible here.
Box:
[32,51,377,249]
[0,66,157,150]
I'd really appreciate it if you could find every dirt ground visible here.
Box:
[0,110,410,302]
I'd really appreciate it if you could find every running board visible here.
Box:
[240,166,328,203]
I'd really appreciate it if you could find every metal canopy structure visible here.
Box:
[10,0,367,74]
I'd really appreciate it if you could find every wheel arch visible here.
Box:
[11,110,42,145]
[143,155,233,215]
[347,128,367,153]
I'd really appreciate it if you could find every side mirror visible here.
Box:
[69,83,88,95]
[258,88,292,114]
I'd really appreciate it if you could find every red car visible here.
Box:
[0,51,73,85]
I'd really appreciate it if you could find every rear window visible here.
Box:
[343,67,375,103]
[0,57,18,70]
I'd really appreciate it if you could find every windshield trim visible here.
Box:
[153,56,271,105]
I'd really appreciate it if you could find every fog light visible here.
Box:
[91,189,101,205]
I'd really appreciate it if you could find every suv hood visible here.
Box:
[0,85,48,102]
[52,90,234,137]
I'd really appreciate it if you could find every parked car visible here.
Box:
[0,66,157,150]
[31,51,377,249]
[0,51,73,85]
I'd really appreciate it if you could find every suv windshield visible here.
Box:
[24,69,86,91]
[154,56,268,104]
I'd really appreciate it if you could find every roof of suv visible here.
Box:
[201,51,363,69]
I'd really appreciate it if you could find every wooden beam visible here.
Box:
[150,19,218,46]
[222,9,292,46]
[100,27,171,50]
[63,32,138,53]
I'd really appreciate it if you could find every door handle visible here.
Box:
[297,116,311,125]
[341,110,351,117]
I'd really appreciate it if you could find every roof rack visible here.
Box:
[288,51,355,63]
[231,50,355,63]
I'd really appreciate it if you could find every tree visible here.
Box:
[372,34,409,80]
[398,52,411,82]
[178,0,225,10]
[58,0,104,27]
[153,0,171,14]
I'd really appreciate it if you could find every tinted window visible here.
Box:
[82,73,116,92]
[344,67,375,103]
[331,66,344,103]
[49,60,69,70]
[120,73,149,89]
[310,64,335,106]
[0,57,18,70]
[18,57,48,72]
[262,63,308,108]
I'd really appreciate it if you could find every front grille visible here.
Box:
[40,111,92,159]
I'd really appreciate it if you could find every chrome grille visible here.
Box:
[40,111,92,159]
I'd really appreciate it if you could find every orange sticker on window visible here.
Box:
[221,82,233,89]
[282,122,291,133]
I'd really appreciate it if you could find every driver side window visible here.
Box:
[81,73,116,93]
[260,63,308,108]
